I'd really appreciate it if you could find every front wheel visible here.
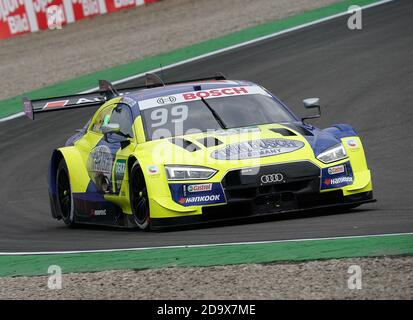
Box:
[130,162,150,230]
[56,159,76,228]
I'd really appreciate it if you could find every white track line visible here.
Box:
[0,0,394,123]
[1,232,412,256]
[0,112,24,123]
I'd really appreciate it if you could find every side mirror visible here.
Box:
[302,98,321,122]
[102,123,131,148]
[101,123,120,135]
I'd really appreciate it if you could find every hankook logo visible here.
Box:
[260,173,284,184]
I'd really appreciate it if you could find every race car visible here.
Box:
[23,73,375,230]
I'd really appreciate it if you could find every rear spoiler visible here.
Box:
[23,80,132,120]
[23,73,227,120]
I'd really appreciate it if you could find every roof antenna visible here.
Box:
[145,73,165,88]
[99,80,119,99]
[160,63,165,83]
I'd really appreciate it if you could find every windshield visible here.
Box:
[141,93,295,141]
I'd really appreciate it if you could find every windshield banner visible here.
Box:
[138,85,271,110]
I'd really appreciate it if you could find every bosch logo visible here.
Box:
[157,96,177,104]
[260,173,284,184]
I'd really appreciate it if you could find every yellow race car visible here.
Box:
[23,73,375,230]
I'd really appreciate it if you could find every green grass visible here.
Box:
[1,234,412,277]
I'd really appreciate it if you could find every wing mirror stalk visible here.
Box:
[301,98,321,123]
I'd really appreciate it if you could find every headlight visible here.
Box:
[165,165,217,181]
[317,143,347,163]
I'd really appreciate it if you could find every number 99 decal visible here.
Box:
[150,105,188,128]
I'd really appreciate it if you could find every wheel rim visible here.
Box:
[57,169,71,219]
[131,170,149,225]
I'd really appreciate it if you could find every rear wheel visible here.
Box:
[56,159,76,227]
[130,162,150,230]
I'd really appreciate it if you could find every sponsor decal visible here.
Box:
[88,145,113,174]
[327,165,345,175]
[114,159,126,193]
[321,161,354,189]
[156,96,177,105]
[260,173,284,184]
[183,87,249,101]
[187,183,212,193]
[147,165,159,175]
[212,127,261,136]
[0,1,160,40]
[138,86,270,110]
[169,182,226,207]
[0,1,30,38]
[346,139,358,148]
[114,0,135,9]
[181,194,221,204]
[76,97,103,104]
[43,99,69,110]
[87,145,113,193]
[91,209,107,216]
[115,160,126,175]
[324,176,353,186]
[211,138,304,160]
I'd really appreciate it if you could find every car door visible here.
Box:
[105,103,136,197]
[86,102,136,196]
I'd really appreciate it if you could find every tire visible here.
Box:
[129,162,150,230]
[56,159,76,228]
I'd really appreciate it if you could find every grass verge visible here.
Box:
[1,233,412,277]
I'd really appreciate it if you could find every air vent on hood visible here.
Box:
[285,124,314,136]
[270,128,297,136]
[197,137,223,148]
[169,138,200,152]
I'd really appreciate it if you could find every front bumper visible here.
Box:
[151,160,374,229]
[150,191,375,230]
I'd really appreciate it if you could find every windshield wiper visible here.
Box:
[201,97,228,129]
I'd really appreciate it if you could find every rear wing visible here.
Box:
[23,80,129,120]
[23,73,227,120]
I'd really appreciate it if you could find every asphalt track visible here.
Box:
[0,0,412,252]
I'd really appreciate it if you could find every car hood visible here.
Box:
[139,122,357,168]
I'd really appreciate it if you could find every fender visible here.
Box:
[48,147,91,218]
[49,147,90,195]
[324,124,358,137]
[58,146,91,193]
[301,123,359,156]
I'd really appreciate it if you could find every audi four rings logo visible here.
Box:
[260,173,285,184]
[157,96,177,104]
